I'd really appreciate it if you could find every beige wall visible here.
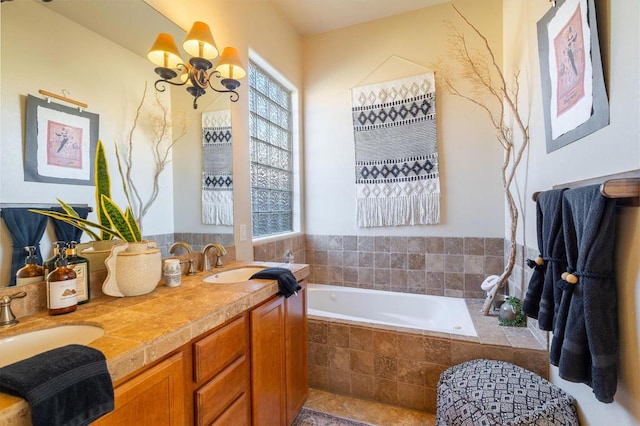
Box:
[0,1,175,283]
[302,0,506,238]
[503,0,640,424]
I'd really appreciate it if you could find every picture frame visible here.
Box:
[537,0,609,153]
[24,94,98,185]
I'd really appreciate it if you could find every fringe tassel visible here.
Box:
[356,193,440,227]
[202,191,233,225]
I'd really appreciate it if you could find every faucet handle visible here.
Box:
[0,291,27,327]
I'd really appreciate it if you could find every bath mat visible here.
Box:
[202,110,233,225]
[351,72,440,227]
[292,407,374,426]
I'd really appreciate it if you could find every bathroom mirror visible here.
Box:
[0,0,233,285]
[19,0,234,242]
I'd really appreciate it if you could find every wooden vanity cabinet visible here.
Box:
[285,282,308,425]
[251,282,308,426]
[91,279,307,426]
[192,313,251,426]
[91,351,185,426]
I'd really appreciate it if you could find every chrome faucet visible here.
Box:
[169,241,192,255]
[202,243,227,270]
[0,291,26,327]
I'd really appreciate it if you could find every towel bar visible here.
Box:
[0,203,93,217]
[532,170,640,206]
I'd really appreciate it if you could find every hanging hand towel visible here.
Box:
[250,267,301,298]
[551,185,618,403]
[202,110,233,225]
[1,208,49,286]
[522,188,567,330]
[0,344,114,425]
[351,72,440,227]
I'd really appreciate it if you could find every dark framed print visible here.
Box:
[24,94,98,185]
[537,0,609,153]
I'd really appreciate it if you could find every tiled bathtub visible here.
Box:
[307,297,548,413]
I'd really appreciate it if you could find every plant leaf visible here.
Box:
[29,209,109,241]
[56,198,81,218]
[95,140,113,240]
[100,195,138,242]
[125,206,142,242]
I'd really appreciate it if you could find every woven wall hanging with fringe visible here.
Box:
[351,72,440,227]
[202,110,233,225]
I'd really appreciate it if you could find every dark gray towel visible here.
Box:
[250,267,301,298]
[523,189,568,330]
[0,344,114,425]
[551,185,618,403]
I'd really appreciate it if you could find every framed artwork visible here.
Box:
[537,0,609,153]
[24,94,98,185]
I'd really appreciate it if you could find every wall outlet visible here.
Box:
[239,224,247,241]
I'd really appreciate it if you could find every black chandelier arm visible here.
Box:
[154,77,189,93]
[206,86,240,103]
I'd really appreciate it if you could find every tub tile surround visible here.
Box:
[253,234,306,264]
[305,235,504,299]
[308,298,547,413]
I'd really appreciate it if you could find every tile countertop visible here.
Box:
[0,261,310,425]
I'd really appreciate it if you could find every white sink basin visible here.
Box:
[203,266,268,284]
[0,324,104,368]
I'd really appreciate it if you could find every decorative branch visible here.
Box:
[435,5,530,315]
[118,82,187,232]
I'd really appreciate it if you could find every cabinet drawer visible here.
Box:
[195,355,250,426]
[212,393,250,426]
[193,314,247,383]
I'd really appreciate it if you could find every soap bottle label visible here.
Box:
[69,263,89,303]
[47,278,78,309]
[16,276,44,286]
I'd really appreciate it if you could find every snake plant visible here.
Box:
[30,140,142,242]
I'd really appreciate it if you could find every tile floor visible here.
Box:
[304,388,436,425]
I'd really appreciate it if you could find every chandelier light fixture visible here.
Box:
[148,22,246,109]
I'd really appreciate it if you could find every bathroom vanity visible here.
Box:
[0,261,309,426]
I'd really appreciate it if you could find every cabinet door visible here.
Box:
[285,283,308,425]
[251,296,286,426]
[92,352,185,426]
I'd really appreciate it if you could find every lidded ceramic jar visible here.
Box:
[163,259,182,288]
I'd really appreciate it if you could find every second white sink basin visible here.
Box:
[0,324,104,368]
[203,266,267,284]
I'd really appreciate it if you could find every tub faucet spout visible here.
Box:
[202,243,227,270]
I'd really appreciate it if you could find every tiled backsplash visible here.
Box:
[303,235,504,299]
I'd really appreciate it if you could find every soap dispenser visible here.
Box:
[46,250,78,316]
[16,246,44,286]
[44,241,67,277]
[66,241,90,304]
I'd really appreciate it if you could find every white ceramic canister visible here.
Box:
[163,259,182,288]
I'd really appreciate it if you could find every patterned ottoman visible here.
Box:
[436,359,579,425]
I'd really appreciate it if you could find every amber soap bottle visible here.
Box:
[44,241,66,277]
[16,246,44,286]
[66,241,90,304]
[46,251,78,316]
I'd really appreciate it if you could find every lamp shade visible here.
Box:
[215,47,246,79]
[183,21,219,59]
[147,33,183,68]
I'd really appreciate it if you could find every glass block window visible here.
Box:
[249,61,293,238]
